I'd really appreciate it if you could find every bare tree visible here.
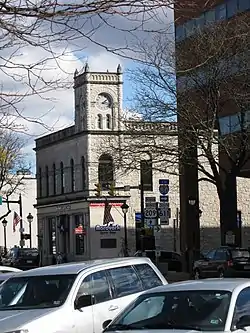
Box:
[106,14,249,241]
[0,131,28,221]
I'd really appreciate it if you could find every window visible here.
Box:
[108,266,142,298]
[227,0,238,18]
[100,238,117,249]
[60,162,64,194]
[184,20,196,37]
[238,0,250,12]
[175,25,185,41]
[140,159,153,191]
[38,167,42,197]
[45,165,49,197]
[205,10,215,24]
[214,249,228,261]
[48,217,57,255]
[97,114,103,129]
[74,214,84,255]
[196,14,205,30]
[98,154,114,187]
[70,159,75,192]
[52,163,56,195]
[106,114,111,129]
[81,156,86,190]
[219,113,242,135]
[232,287,250,327]
[215,4,226,20]
[76,270,111,305]
[134,264,162,290]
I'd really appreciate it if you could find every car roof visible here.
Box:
[12,257,154,277]
[0,273,16,280]
[144,278,250,293]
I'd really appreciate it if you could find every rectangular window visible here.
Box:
[184,20,196,37]
[205,10,215,25]
[48,217,57,255]
[238,0,250,12]
[215,4,227,21]
[74,214,84,255]
[100,238,117,249]
[134,263,163,290]
[140,160,153,191]
[230,113,241,132]
[196,14,205,30]
[227,0,238,18]
[175,25,185,41]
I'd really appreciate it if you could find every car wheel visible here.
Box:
[194,269,201,280]
[218,269,224,278]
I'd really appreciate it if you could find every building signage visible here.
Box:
[95,222,120,232]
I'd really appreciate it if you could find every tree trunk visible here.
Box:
[219,173,241,246]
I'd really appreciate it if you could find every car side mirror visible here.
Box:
[103,319,112,330]
[236,315,250,329]
[75,294,93,310]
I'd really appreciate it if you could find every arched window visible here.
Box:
[38,167,42,197]
[106,114,111,129]
[52,163,56,195]
[140,157,153,191]
[97,114,103,129]
[81,156,86,190]
[70,158,75,192]
[98,154,114,188]
[60,161,65,194]
[45,165,49,196]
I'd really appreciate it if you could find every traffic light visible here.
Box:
[94,183,102,197]
[21,233,31,240]
[108,183,116,196]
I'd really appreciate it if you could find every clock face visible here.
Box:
[96,93,112,110]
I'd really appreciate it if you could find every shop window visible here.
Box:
[140,159,153,191]
[100,238,117,249]
[74,214,84,255]
[98,154,114,188]
[48,217,57,255]
[70,158,75,192]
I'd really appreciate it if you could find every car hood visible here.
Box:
[0,308,58,332]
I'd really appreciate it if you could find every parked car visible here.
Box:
[0,266,22,273]
[102,278,250,332]
[134,250,182,272]
[0,257,167,333]
[1,247,39,270]
[193,246,250,279]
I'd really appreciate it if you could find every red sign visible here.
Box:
[90,203,123,207]
[74,225,86,235]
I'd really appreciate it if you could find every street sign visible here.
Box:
[145,196,156,202]
[159,179,169,185]
[159,202,169,225]
[145,197,156,208]
[154,225,161,232]
[160,195,169,202]
[159,184,169,195]
[144,208,157,218]
[145,218,157,228]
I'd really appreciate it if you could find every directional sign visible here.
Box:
[145,197,156,208]
[154,225,161,232]
[144,208,157,218]
[160,195,169,202]
[159,202,169,225]
[159,179,169,185]
[145,218,157,228]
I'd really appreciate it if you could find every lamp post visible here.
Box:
[2,218,8,255]
[27,213,34,248]
[121,203,129,257]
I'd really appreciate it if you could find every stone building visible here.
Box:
[34,65,250,265]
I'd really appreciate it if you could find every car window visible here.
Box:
[214,250,227,260]
[232,287,250,328]
[108,266,142,298]
[134,264,162,290]
[205,250,216,260]
[76,270,111,305]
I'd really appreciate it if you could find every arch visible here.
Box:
[60,161,65,194]
[106,114,111,129]
[52,163,56,195]
[45,165,49,197]
[97,114,103,129]
[70,158,75,192]
[81,156,86,190]
[98,154,114,186]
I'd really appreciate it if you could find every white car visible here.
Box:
[0,257,167,333]
[102,278,250,332]
[0,266,22,273]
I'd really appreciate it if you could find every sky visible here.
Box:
[1,5,173,172]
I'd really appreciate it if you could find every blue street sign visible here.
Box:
[160,195,169,202]
[159,184,169,195]
[159,179,169,185]
[135,212,141,222]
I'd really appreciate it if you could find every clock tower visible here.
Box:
[74,63,123,132]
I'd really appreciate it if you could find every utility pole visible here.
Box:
[140,178,145,252]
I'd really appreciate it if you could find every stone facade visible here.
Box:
[35,65,250,265]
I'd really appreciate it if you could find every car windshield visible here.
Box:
[18,249,38,257]
[106,290,231,331]
[0,274,76,310]
[231,249,250,258]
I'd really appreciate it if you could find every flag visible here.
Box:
[103,202,114,225]
[13,211,21,232]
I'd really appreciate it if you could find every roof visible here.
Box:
[145,278,250,293]
[13,257,153,277]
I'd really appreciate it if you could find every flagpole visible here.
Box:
[19,194,24,248]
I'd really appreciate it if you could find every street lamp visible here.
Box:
[121,203,129,257]
[2,218,8,255]
[27,213,33,248]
